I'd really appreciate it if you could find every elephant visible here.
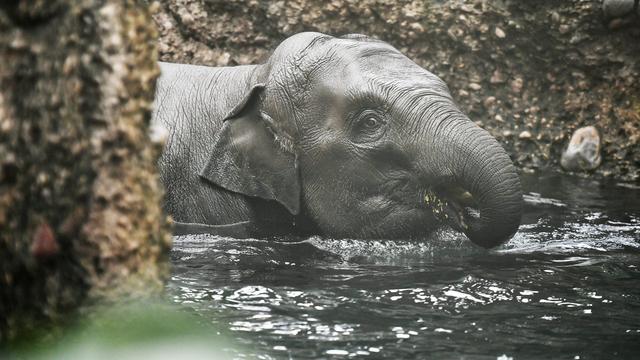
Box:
[152,32,522,249]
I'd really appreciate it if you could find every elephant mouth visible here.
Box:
[423,186,480,235]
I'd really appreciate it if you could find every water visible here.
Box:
[168,173,640,359]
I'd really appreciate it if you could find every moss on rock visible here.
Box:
[0,0,170,342]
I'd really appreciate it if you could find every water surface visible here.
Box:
[168,173,640,359]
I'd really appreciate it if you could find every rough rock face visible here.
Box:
[153,0,639,181]
[0,0,171,341]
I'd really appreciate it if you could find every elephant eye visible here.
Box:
[351,111,387,144]
[362,117,381,129]
[357,113,385,131]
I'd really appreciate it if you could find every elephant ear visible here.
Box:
[199,83,301,215]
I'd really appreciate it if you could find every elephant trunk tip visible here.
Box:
[465,212,522,249]
[464,186,523,249]
[434,177,523,249]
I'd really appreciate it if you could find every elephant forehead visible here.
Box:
[312,51,447,98]
[315,63,368,97]
[314,66,447,110]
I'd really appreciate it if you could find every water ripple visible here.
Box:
[167,173,640,359]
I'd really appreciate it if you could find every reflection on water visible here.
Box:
[168,173,640,359]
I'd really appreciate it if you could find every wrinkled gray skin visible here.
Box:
[152,32,522,248]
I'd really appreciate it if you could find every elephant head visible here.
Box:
[202,32,522,248]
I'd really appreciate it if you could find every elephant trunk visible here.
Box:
[427,118,523,248]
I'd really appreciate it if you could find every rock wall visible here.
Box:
[0,0,171,341]
[153,0,639,181]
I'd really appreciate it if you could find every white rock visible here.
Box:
[518,130,532,140]
[561,126,601,171]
